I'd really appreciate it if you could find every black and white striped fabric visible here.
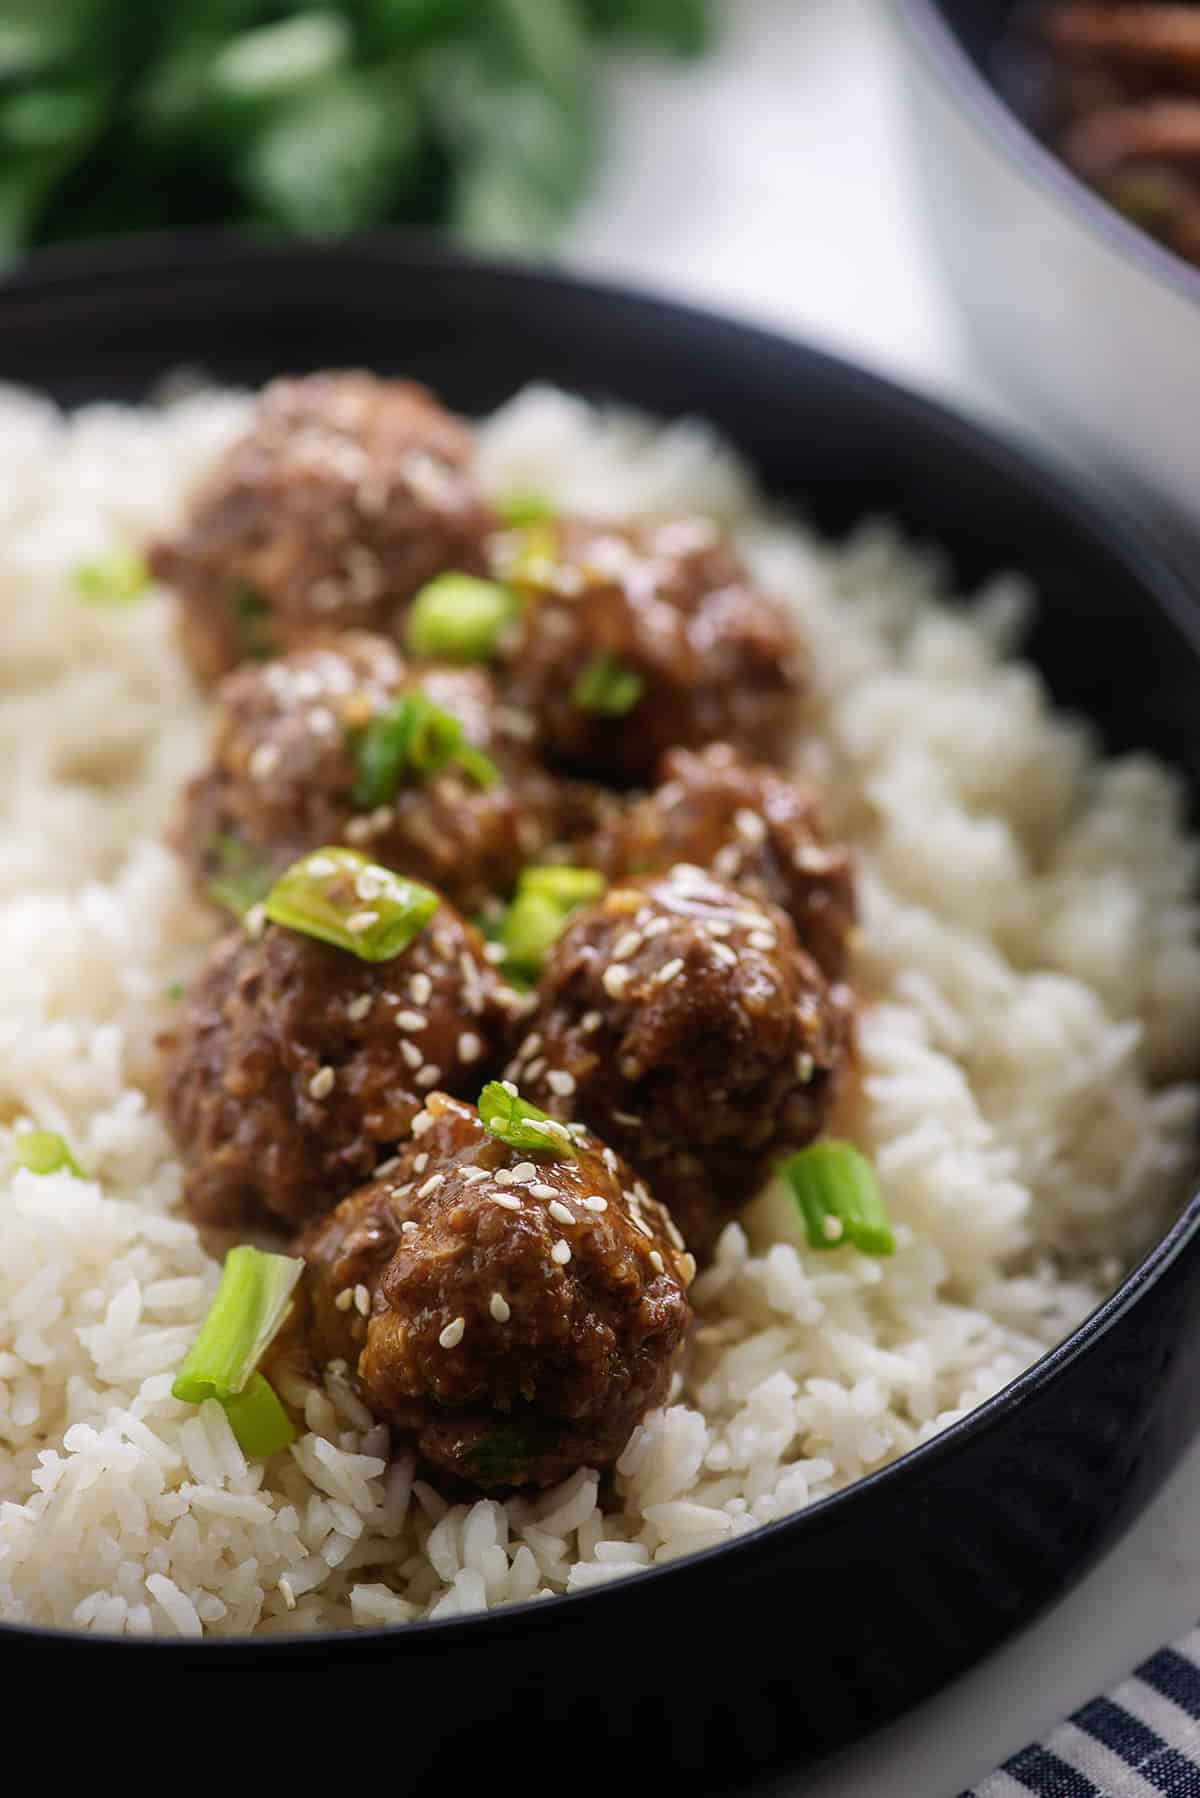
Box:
[966,1629,1200,1797]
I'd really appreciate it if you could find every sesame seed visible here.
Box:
[244,903,266,939]
[494,1168,515,1186]
[279,1578,297,1611]
[663,1213,685,1250]
[584,1195,608,1213]
[355,868,388,902]
[529,1182,557,1201]
[734,807,767,844]
[249,740,282,780]
[392,1182,414,1199]
[612,1110,643,1128]
[602,965,631,1000]
[705,919,733,938]
[306,854,337,877]
[413,1152,429,1174]
[580,1011,603,1035]
[375,1154,401,1177]
[713,844,743,880]
[653,957,685,986]
[602,1148,619,1175]
[346,993,373,1022]
[648,1250,665,1274]
[642,916,672,938]
[519,1033,542,1060]
[493,1193,522,1211]
[551,1240,571,1265]
[549,1199,575,1225]
[400,1040,423,1070]
[418,1174,444,1198]
[500,1079,518,1097]
[748,931,777,952]
[307,705,337,736]
[712,942,738,969]
[461,1167,489,1185]
[524,1057,546,1082]
[510,1162,536,1182]
[546,1069,576,1097]
[439,1317,466,1349]
[308,1066,335,1100]
[457,1031,482,1063]
[396,1010,427,1032]
[334,1288,354,1312]
[400,1220,419,1235]
[822,1214,844,1242]
[411,1110,434,1137]
[795,1052,815,1081]
[489,1292,511,1323]
[354,1283,370,1317]
[410,973,433,1006]
[415,1064,441,1089]
[611,930,642,962]
[679,1252,697,1284]
[346,909,379,935]
[629,1214,653,1238]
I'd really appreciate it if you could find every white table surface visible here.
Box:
[565,3,1200,1792]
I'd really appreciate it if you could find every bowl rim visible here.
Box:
[1,229,1199,1657]
[887,0,1200,316]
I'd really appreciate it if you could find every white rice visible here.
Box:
[0,380,1197,1637]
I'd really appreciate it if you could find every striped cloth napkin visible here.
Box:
[966,1629,1200,1797]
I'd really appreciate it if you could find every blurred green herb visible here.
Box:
[0,0,716,256]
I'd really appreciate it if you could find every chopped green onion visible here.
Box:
[780,1141,895,1257]
[468,1423,537,1485]
[218,1373,298,1458]
[73,550,151,605]
[352,690,499,808]
[499,864,604,982]
[264,847,438,963]
[172,1245,304,1406]
[206,832,273,918]
[571,651,645,717]
[495,493,555,528]
[227,584,275,661]
[405,572,520,663]
[13,1129,84,1178]
[518,865,605,909]
[163,980,184,1004]
[478,1080,575,1157]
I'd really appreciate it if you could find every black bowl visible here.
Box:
[889,0,1200,557]
[1,234,1199,1787]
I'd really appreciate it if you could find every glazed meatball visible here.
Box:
[588,744,857,979]
[175,632,567,917]
[490,516,801,785]
[150,372,495,681]
[291,1090,693,1490]
[512,867,851,1258]
[165,899,521,1230]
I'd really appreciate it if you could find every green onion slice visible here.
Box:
[13,1129,84,1178]
[405,572,520,664]
[73,550,151,605]
[206,831,274,918]
[172,1245,304,1406]
[495,493,555,529]
[352,690,499,809]
[227,584,275,661]
[571,651,645,717]
[478,1080,576,1158]
[780,1141,895,1257]
[264,847,438,963]
[499,864,604,983]
[219,1373,298,1458]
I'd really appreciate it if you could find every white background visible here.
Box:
[565,3,1200,1793]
